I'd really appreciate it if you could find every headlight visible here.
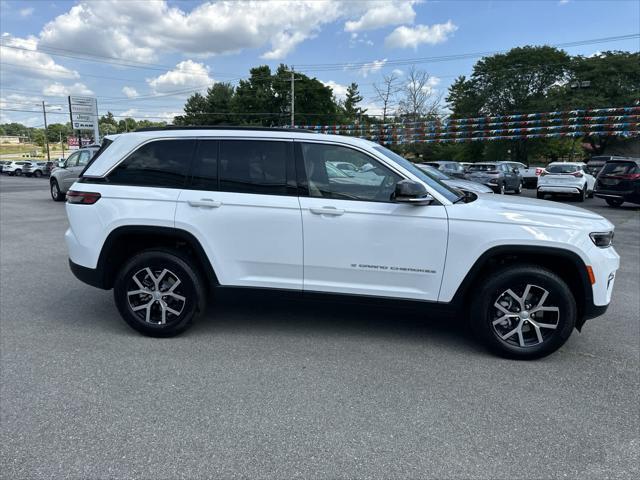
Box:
[590,231,614,248]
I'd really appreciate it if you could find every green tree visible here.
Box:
[343,82,365,122]
[174,92,208,125]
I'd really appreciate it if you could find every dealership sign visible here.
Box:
[69,96,99,139]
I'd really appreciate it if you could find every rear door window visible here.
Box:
[107,139,196,188]
[219,140,289,195]
[190,140,218,191]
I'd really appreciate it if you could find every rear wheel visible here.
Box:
[34,170,42,178]
[514,182,522,194]
[14,169,22,176]
[50,179,64,201]
[113,249,206,337]
[470,265,576,359]
[577,188,586,202]
[606,198,624,208]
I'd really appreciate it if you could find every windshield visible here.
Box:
[416,164,450,180]
[547,164,579,174]
[468,164,497,172]
[372,146,462,202]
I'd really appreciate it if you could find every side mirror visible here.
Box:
[512,168,519,173]
[58,160,66,168]
[394,180,434,206]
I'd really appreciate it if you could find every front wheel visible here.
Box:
[113,249,206,337]
[536,190,545,199]
[50,179,64,201]
[606,198,624,208]
[14,169,22,176]
[34,170,42,178]
[498,183,505,195]
[470,265,576,359]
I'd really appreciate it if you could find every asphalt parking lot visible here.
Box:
[1,174,638,479]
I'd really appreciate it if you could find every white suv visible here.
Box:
[65,128,619,359]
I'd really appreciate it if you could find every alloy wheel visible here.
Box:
[491,284,560,348]
[127,267,186,325]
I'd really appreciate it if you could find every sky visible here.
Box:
[0,0,638,127]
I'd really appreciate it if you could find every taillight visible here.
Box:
[535,167,543,176]
[572,171,583,178]
[66,190,101,204]
[539,170,548,176]
[618,173,640,180]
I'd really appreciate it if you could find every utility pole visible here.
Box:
[59,131,65,159]
[290,67,295,128]
[42,101,51,162]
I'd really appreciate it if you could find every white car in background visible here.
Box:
[537,162,595,202]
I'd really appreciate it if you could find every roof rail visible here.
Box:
[134,125,314,133]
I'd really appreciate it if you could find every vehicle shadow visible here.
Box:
[189,290,483,354]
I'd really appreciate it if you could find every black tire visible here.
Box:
[113,249,206,337]
[50,179,65,201]
[577,188,586,202]
[34,170,42,178]
[469,265,576,360]
[536,190,545,199]
[588,190,594,198]
[14,169,22,176]
[498,183,505,195]
[514,182,522,194]
[606,198,624,208]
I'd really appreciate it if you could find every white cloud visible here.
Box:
[392,68,404,77]
[42,82,94,97]
[358,59,387,77]
[345,1,416,32]
[384,21,458,49]
[19,7,34,17]
[122,86,139,98]
[0,34,78,80]
[147,60,213,94]
[36,1,420,62]
[321,80,349,101]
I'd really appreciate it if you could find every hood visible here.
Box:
[445,179,493,194]
[447,193,612,231]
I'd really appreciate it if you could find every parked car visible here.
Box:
[65,127,618,359]
[594,158,640,207]
[465,162,522,194]
[416,164,494,194]
[423,161,466,179]
[2,161,32,176]
[537,162,595,202]
[585,156,637,177]
[509,162,544,188]
[22,161,48,178]
[49,146,100,201]
[459,162,472,172]
[0,161,8,173]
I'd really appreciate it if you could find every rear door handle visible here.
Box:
[309,207,344,216]
[188,199,221,208]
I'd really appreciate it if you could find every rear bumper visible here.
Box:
[537,185,581,194]
[69,259,108,289]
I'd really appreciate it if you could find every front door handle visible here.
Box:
[309,207,344,216]
[188,199,222,208]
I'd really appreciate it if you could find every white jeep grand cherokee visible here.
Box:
[65,128,619,359]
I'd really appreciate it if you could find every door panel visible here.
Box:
[299,197,448,300]
[297,141,448,301]
[175,138,303,290]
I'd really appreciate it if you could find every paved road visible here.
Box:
[1,175,638,479]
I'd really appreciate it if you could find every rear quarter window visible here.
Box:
[107,139,196,188]
[601,162,640,175]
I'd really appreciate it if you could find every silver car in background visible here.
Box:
[416,164,493,194]
[465,161,523,194]
[49,146,100,201]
